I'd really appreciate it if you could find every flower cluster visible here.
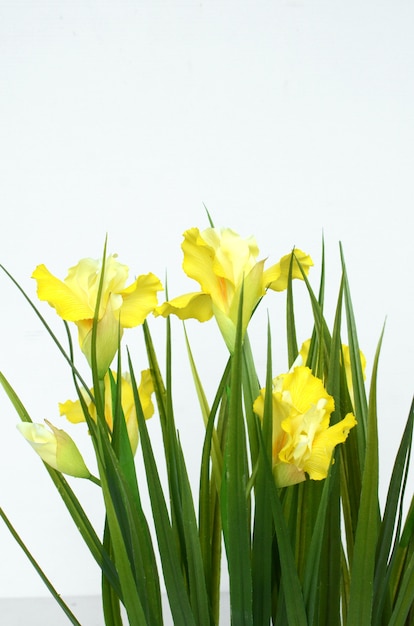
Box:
[18,227,355,488]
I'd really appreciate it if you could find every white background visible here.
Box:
[0,0,413,605]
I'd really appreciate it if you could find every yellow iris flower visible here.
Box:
[298,339,366,406]
[17,420,91,479]
[59,370,154,455]
[253,366,356,488]
[155,227,313,351]
[32,255,163,377]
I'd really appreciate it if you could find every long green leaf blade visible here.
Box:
[346,328,384,625]
[128,352,196,626]
[0,508,83,626]
[221,287,253,625]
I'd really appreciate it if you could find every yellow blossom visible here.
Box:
[32,255,163,377]
[155,227,313,351]
[298,339,366,405]
[17,420,91,478]
[59,370,154,455]
[253,366,356,488]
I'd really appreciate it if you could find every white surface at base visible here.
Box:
[0,593,231,625]
[0,596,106,626]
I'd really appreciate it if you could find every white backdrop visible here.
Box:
[0,0,413,600]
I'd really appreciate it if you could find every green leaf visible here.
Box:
[184,324,223,490]
[0,371,121,597]
[256,431,308,626]
[340,246,368,467]
[286,251,299,368]
[128,352,197,626]
[346,328,384,625]
[198,359,231,624]
[0,508,83,626]
[221,286,253,625]
[373,396,414,624]
[102,522,124,626]
[388,549,414,626]
[251,319,273,625]
[96,455,149,625]
[0,265,92,394]
[175,436,212,626]
[241,333,261,473]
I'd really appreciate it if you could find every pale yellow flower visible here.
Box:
[253,366,356,488]
[59,370,154,455]
[17,420,90,478]
[156,227,313,351]
[32,256,163,377]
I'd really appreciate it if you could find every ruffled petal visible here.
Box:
[303,412,357,480]
[156,292,213,322]
[59,398,88,424]
[119,272,163,327]
[281,366,335,418]
[264,249,313,292]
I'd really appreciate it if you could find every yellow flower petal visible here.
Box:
[59,370,154,456]
[156,292,214,322]
[264,249,313,292]
[119,273,163,327]
[276,366,335,420]
[59,398,87,424]
[302,412,357,480]
[181,228,223,299]
[32,264,94,321]
[138,369,155,420]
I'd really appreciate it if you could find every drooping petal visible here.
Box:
[264,249,313,292]
[32,264,94,321]
[119,273,163,327]
[59,397,89,423]
[156,292,214,322]
[302,412,357,480]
